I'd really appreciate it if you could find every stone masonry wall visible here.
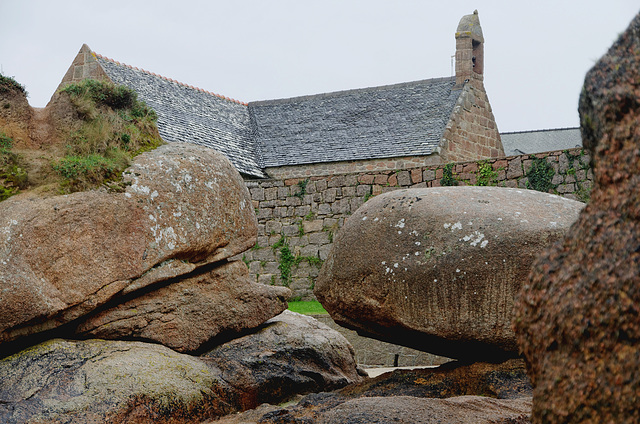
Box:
[56,44,110,94]
[440,79,504,163]
[263,153,441,180]
[241,148,593,300]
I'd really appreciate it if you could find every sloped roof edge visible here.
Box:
[93,52,248,106]
[249,76,459,106]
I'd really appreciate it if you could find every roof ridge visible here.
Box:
[501,127,580,135]
[249,76,456,106]
[93,52,248,106]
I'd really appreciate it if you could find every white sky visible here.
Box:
[0,1,637,132]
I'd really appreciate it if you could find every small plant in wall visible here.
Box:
[440,163,458,186]
[526,156,556,193]
[295,178,309,199]
[475,160,499,186]
[272,235,324,288]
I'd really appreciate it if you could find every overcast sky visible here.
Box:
[1,1,638,132]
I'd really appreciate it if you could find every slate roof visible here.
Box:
[95,55,265,178]
[92,51,463,177]
[500,128,582,156]
[250,78,461,168]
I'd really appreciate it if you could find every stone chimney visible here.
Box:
[455,10,484,87]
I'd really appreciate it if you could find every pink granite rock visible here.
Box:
[315,186,583,361]
[0,143,266,348]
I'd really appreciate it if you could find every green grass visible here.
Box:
[287,300,328,315]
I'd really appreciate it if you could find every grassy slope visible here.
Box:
[0,77,163,200]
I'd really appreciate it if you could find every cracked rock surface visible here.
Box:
[0,312,364,424]
[0,142,288,353]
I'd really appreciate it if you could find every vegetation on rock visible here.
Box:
[53,79,164,193]
[0,131,28,200]
[0,73,27,96]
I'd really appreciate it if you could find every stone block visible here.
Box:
[556,183,576,194]
[318,203,332,215]
[277,187,289,198]
[423,169,436,181]
[374,174,388,185]
[507,157,523,179]
[323,218,339,229]
[319,244,333,261]
[388,174,398,186]
[397,171,411,187]
[517,177,529,189]
[579,180,592,191]
[286,196,302,207]
[249,261,262,274]
[252,248,276,262]
[342,186,356,197]
[305,181,317,194]
[551,174,564,185]
[295,205,311,217]
[410,168,423,184]
[250,187,265,201]
[264,187,278,201]
[315,180,328,191]
[359,174,375,184]
[256,208,273,219]
[265,220,283,235]
[350,197,365,213]
[328,175,345,188]
[283,224,300,237]
[309,231,331,245]
[300,244,319,257]
[288,235,308,247]
[273,207,288,218]
[345,175,359,186]
[257,236,269,247]
[576,169,587,181]
[558,153,570,173]
[356,184,371,197]
[257,274,276,286]
[324,188,338,203]
[332,198,351,214]
[303,219,324,233]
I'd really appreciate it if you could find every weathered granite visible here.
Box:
[514,11,640,424]
[0,143,258,348]
[315,186,583,361]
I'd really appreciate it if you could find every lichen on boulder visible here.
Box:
[315,186,583,361]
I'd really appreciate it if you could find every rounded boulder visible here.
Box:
[315,186,583,361]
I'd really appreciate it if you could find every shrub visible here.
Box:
[0,74,27,95]
[440,163,458,186]
[526,156,556,193]
[0,131,28,201]
[475,160,498,186]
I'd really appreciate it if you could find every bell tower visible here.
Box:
[455,10,484,87]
